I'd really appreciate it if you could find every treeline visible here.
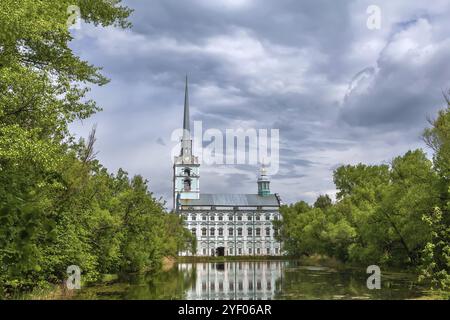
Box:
[275,97,450,293]
[0,1,193,298]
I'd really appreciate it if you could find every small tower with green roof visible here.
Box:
[257,164,271,196]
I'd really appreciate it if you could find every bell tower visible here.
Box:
[173,76,200,210]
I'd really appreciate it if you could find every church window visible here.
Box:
[202,228,207,236]
[218,228,223,236]
[183,178,191,191]
[247,227,252,236]
[183,168,191,176]
[210,228,215,236]
[256,228,261,236]
[228,228,233,236]
[237,228,242,236]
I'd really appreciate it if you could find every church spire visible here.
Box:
[183,75,190,135]
[180,75,192,157]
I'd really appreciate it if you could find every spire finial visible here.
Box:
[260,158,267,176]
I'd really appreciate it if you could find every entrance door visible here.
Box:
[216,246,225,256]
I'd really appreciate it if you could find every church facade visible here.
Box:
[173,77,282,256]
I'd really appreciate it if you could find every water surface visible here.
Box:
[75,260,427,300]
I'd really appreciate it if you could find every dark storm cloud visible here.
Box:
[69,0,450,206]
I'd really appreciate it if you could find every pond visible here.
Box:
[74,260,428,300]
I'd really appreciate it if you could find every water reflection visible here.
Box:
[75,260,427,300]
[179,261,285,300]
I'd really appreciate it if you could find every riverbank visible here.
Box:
[176,255,288,263]
[176,254,345,269]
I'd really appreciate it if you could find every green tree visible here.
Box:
[314,194,333,210]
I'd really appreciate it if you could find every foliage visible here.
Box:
[0,1,193,298]
[277,92,450,293]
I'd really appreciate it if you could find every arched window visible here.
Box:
[183,178,191,191]
[210,228,215,236]
[202,215,207,221]
[255,214,260,221]
[265,214,270,221]
[210,215,215,221]
[218,228,223,236]
[228,215,233,221]
[218,215,223,221]
[183,168,191,176]
[191,228,196,236]
[247,227,252,236]
[228,228,233,236]
[256,228,261,236]
[247,214,252,221]
[237,215,242,221]
[266,227,270,236]
[202,228,207,236]
[237,228,242,236]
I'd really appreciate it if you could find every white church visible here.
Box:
[173,77,282,256]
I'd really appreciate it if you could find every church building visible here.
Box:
[174,77,282,256]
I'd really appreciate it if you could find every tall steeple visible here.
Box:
[173,74,200,209]
[183,75,190,135]
[180,75,192,157]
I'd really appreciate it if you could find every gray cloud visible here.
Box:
[69,0,450,206]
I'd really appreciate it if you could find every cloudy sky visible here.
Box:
[69,0,450,208]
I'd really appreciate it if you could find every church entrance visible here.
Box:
[216,247,225,257]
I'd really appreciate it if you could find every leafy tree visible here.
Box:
[0,2,193,298]
[314,194,333,210]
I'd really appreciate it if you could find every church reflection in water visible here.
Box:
[178,261,285,300]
